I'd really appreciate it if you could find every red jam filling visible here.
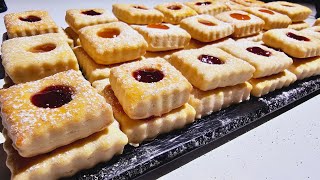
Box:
[133,5,148,10]
[97,28,120,38]
[167,5,182,10]
[147,23,170,30]
[246,47,272,57]
[230,13,251,20]
[195,1,212,6]
[19,15,41,22]
[286,32,310,41]
[198,55,224,64]
[82,10,102,16]
[30,43,56,53]
[31,85,75,108]
[133,68,164,83]
[259,9,275,15]
[198,19,216,26]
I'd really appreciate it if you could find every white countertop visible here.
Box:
[0,1,319,180]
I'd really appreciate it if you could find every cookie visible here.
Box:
[184,0,228,16]
[155,2,197,24]
[289,56,320,80]
[288,21,310,30]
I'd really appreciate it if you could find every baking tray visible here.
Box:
[1,34,320,180]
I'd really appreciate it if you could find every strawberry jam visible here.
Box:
[286,32,310,41]
[147,23,170,30]
[230,13,251,20]
[19,15,41,22]
[31,85,75,108]
[198,55,224,64]
[195,1,212,6]
[259,9,275,15]
[133,68,164,83]
[167,5,182,10]
[246,47,272,57]
[82,10,102,16]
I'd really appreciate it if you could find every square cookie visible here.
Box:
[4,10,59,39]
[184,0,228,16]
[189,82,252,118]
[1,33,79,84]
[264,1,312,22]
[132,23,191,51]
[231,0,265,7]
[262,29,320,58]
[110,58,192,119]
[180,14,234,42]
[155,2,197,24]
[0,70,114,157]
[65,8,118,33]
[289,56,320,80]
[112,4,164,24]
[288,21,310,30]
[220,41,293,78]
[249,69,297,97]
[245,7,291,30]
[79,22,147,65]
[101,83,195,145]
[168,46,255,91]
[3,122,128,180]
[216,10,265,38]
[235,31,264,42]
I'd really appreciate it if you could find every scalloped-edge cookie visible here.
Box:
[0,70,114,157]
[110,58,192,119]
[64,27,81,46]
[4,10,59,39]
[65,8,118,33]
[3,122,128,180]
[249,69,297,97]
[180,15,233,42]
[262,29,320,58]
[314,18,320,26]
[231,0,264,7]
[189,82,252,118]
[216,10,264,38]
[289,56,320,80]
[264,1,312,22]
[1,33,79,84]
[112,4,164,25]
[155,2,197,24]
[288,21,310,30]
[184,0,228,16]
[245,7,291,30]
[100,83,196,144]
[79,22,147,65]
[168,46,254,91]
[223,0,247,10]
[132,23,191,51]
[220,40,293,78]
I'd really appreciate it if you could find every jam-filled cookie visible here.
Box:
[168,46,254,91]
[180,15,234,42]
[184,0,228,16]
[78,22,147,65]
[249,70,297,97]
[3,122,128,180]
[223,0,246,10]
[101,83,195,144]
[1,33,79,84]
[4,10,59,38]
[64,27,81,46]
[245,7,291,30]
[262,29,320,58]
[132,23,191,51]
[220,41,293,78]
[110,58,192,119]
[216,10,264,38]
[264,1,312,22]
[288,21,310,30]
[0,70,114,157]
[300,26,320,40]
[231,0,264,7]
[65,8,118,33]
[189,82,252,118]
[112,4,164,24]
[289,56,320,80]
[155,2,197,24]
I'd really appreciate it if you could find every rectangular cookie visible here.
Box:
[289,56,320,80]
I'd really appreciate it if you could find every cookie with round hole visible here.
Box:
[184,0,228,16]
[155,2,197,24]
[1,33,79,84]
